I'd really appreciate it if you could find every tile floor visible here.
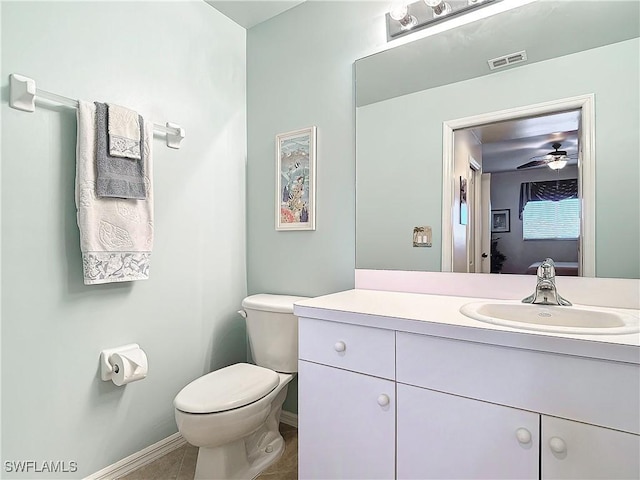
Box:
[120,423,298,480]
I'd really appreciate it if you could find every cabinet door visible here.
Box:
[298,360,395,479]
[397,384,539,479]
[542,415,640,479]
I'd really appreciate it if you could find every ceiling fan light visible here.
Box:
[548,159,568,170]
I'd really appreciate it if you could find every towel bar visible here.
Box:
[9,73,185,149]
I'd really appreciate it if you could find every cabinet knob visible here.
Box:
[515,428,532,444]
[334,341,346,353]
[549,437,567,454]
[377,394,390,407]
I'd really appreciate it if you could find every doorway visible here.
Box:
[441,95,595,276]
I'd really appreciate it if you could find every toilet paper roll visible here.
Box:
[110,347,148,386]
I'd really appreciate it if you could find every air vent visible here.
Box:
[488,50,528,70]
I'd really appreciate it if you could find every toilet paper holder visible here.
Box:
[100,343,144,382]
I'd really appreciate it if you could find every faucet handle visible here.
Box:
[525,257,571,306]
[537,258,556,280]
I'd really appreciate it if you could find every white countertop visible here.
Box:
[294,289,640,364]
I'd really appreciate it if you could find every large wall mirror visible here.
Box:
[355,0,640,279]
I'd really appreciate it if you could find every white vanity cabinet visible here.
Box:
[296,291,640,480]
[298,318,396,479]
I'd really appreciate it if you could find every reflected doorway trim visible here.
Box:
[441,94,595,277]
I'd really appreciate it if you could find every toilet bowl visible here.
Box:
[174,294,306,480]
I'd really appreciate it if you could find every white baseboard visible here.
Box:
[86,412,297,479]
[280,410,298,428]
[85,432,187,480]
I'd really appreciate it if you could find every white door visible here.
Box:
[542,415,640,479]
[298,360,395,479]
[397,384,539,479]
[467,162,480,273]
[480,173,491,273]
[467,167,476,272]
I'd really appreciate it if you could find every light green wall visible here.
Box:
[246,1,388,299]
[357,95,445,271]
[1,2,247,477]
[357,38,640,278]
[246,1,390,414]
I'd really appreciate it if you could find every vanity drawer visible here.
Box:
[299,317,395,379]
[396,332,640,434]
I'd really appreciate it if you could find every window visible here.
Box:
[522,198,580,240]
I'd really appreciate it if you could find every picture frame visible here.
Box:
[459,176,468,225]
[276,126,317,231]
[491,209,510,233]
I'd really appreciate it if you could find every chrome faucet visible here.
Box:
[522,258,572,306]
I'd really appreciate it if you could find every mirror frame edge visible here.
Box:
[441,94,596,276]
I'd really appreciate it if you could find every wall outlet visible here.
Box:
[413,226,432,247]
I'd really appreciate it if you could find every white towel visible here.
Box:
[107,103,141,159]
[95,102,147,199]
[75,100,154,285]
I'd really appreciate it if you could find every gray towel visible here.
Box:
[94,102,147,199]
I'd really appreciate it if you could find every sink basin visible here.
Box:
[460,301,640,335]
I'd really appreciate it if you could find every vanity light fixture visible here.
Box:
[387,0,500,40]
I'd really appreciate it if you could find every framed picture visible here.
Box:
[276,126,317,231]
[491,209,510,233]
[459,176,468,225]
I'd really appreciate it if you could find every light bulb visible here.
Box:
[389,2,418,29]
[548,159,568,170]
[424,0,451,16]
[389,2,409,20]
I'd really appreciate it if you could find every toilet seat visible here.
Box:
[174,363,279,414]
[242,294,307,313]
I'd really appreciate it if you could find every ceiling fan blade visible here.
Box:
[517,159,549,169]
[528,154,552,161]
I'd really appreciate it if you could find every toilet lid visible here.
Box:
[174,363,280,414]
[241,294,309,313]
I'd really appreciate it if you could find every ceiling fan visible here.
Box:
[517,142,578,170]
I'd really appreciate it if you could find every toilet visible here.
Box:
[174,294,307,480]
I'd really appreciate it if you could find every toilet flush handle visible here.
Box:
[237,310,247,318]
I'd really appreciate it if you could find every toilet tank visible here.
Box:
[241,294,308,373]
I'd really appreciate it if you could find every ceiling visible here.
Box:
[469,110,580,173]
[205,1,305,29]
[356,0,640,107]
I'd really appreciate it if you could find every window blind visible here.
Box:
[523,198,580,240]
